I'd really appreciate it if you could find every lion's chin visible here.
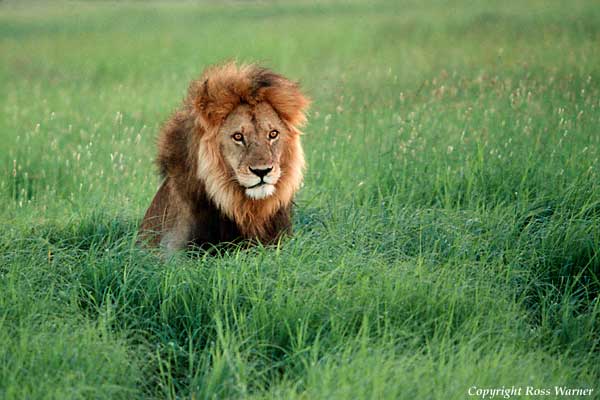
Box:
[245,184,276,200]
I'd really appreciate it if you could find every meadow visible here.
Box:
[1,0,599,398]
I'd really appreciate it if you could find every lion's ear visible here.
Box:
[263,80,310,128]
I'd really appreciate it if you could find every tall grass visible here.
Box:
[1,0,598,398]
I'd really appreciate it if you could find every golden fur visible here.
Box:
[139,62,310,250]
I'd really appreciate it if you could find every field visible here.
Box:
[1,0,599,398]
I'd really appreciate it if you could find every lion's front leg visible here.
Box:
[160,204,194,254]
[139,178,194,253]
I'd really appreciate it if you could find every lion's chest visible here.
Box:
[189,200,242,248]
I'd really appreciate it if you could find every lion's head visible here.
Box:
[186,63,310,236]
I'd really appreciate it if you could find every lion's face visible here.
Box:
[217,102,287,200]
[190,63,308,230]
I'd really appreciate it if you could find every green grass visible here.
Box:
[1,0,599,398]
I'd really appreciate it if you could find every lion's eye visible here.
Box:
[232,132,244,142]
[268,130,279,140]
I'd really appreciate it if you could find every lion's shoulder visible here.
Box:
[156,110,195,179]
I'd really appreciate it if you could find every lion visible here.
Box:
[138,62,310,252]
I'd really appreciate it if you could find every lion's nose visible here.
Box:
[249,166,272,179]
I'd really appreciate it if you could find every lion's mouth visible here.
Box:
[244,182,276,200]
[247,181,266,189]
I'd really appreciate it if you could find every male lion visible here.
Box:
[138,62,310,252]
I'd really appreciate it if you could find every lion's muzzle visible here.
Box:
[239,165,280,200]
